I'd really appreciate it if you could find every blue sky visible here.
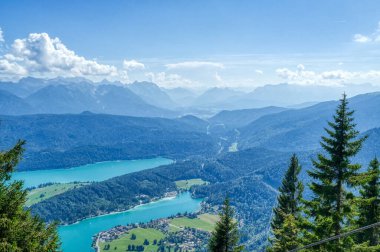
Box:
[1,0,380,89]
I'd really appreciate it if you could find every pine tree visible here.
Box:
[0,140,60,251]
[356,158,380,247]
[272,214,301,252]
[305,94,366,251]
[208,197,244,252]
[268,154,304,251]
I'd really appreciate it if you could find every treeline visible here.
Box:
[268,94,380,251]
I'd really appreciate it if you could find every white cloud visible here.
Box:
[276,64,318,84]
[0,59,27,77]
[123,59,145,70]
[0,27,4,43]
[0,32,117,81]
[255,69,263,74]
[276,65,380,85]
[353,34,372,43]
[146,71,193,88]
[165,61,224,70]
[353,21,380,43]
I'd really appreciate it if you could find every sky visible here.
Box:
[1,0,380,90]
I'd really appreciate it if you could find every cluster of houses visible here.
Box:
[92,213,210,251]
[165,227,210,251]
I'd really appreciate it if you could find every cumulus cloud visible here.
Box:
[0,32,117,81]
[123,59,145,70]
[353,34,372,43]
[0,59,27,76]
[275,64,380,85]
[165,61,224,70]
[146,71,193,88]
[353,21,380,43]
[276,64,319,84]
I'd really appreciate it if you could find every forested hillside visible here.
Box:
[239,92,380,151]
[0,113,216,170]
[208,106,288,129]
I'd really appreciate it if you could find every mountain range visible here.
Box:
[2,89,380,173]
[1,78,380,118]
[0,79,176,117]
[186,83,380,111]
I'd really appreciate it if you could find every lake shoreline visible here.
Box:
[61,191,179,226]
[14,157,173,188]
[58,191,203,252]
[16,156,173,174]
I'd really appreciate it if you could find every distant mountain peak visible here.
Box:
[127,81,178,109]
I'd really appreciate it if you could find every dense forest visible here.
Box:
[0,113,218,170]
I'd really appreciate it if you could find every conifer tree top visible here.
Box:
[306,93,367,250]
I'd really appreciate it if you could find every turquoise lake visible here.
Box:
[59,192,202,252]
[13,157,173,187]
[14,157,202,251]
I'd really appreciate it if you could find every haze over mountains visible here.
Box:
[2,86,380,174]
[1,77,379,118]
[2,77,380,173]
